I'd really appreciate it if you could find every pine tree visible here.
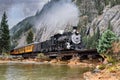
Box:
[96,27,100,40]
[97,30,117,54]
[26,29,34,44]
[0,22,2,53]
[90,27,100,48]
[104,0,109,6]
[94,0,104,15]
[0,12,10,53]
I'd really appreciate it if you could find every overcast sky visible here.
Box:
[0,0,49,29]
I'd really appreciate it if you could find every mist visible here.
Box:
[35,0,80,41]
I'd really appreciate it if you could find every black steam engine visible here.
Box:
[10,26,82,58]
[40,26,81,52]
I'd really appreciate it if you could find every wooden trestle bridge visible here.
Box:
[45,49,102,60]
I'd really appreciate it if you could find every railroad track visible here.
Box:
[45,49,99,57]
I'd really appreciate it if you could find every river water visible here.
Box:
[0,63,92,80]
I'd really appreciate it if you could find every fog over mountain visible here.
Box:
[0,0,49,29]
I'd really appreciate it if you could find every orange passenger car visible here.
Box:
[24,44,34,53]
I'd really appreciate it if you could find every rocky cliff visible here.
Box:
[90,5,120,37]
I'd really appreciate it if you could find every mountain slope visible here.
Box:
[90,5,120,37]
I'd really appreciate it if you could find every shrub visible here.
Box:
[84,27,100,49]
[97,30,117,55]
[97,30,117,63]
[36,53,50,61]
[97,64,106,70]
[106,54,116,63]
[105,61,120,73]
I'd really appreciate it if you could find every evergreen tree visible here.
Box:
[0,12,10,53]
[0,22,2,53]
[104,0,109,6]
[90,27,100,48]
[94,0,104,15]
[97,30,117,54]
[26,29,34,44]
[84,27,100,49]
[96,27,100,40]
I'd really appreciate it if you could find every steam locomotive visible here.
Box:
[10,26,82,58]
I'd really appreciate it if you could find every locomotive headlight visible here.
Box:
[71,34,81,44]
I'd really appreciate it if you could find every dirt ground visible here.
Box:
[84,63,120,80]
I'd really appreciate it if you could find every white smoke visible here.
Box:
[35,0,80,41]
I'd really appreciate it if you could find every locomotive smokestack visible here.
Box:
[73,26,77,33]
[73,26,77,30]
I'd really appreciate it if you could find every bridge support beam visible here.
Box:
[88,55,93,60]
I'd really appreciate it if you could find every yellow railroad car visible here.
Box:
[14,49,19,54]
[25,44,34,53]
[19,47,25,54]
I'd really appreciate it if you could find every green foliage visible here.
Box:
[76,0,120,16]
[104,0,110,5]
[91,27,100,48]
[116,0,120,5]
[97,64,106,70]
[0,12,10,53]
[37,53,45,59]
[94,0,120,15]
[106,63,120,73]
[76,0,82,3]
[97,30,117,54]
[82,27,100,49]
[2,52,10,58]
[110,0,120,7]
[36,53,50,61]
[76,0,82,6]
[94,0,104,15]
[108,65,118,72]
[104,0,120,7]
[26,29,34,44]
[98,6,104,15]
[79,26,87,37]
[106,55,116,63]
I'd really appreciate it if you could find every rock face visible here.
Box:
[78,0,98,22]
[90,5,120,37]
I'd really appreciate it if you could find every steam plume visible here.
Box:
[35,0,80,41]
